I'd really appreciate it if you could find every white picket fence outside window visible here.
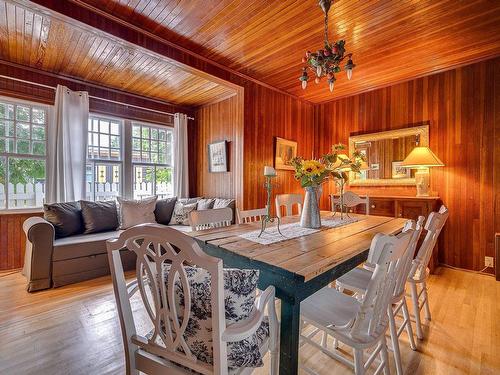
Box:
[0,181,173,209]
[0,182,45,209]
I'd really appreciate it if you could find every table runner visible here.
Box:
[239,216,360,245]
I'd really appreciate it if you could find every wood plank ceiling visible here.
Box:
[0,0,236,106]
[76,0,500,103]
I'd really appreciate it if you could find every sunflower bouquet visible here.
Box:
[289,144,365,188]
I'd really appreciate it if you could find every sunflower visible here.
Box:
[302,160,324,176]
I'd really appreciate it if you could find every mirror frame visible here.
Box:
[348,124,429,186]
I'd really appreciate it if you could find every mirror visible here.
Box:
[349,124,429,186]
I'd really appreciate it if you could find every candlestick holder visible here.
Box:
[258,176,283,238]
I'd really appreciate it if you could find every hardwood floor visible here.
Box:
[0,267,498,374]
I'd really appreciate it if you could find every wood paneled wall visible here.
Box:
[190,94,244,207]
[315,57,500,271]
[0,212,42,270]
[243,82,315,214]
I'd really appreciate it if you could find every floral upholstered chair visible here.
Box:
[107,224,279,375]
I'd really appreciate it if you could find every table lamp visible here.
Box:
[402,146,444,197]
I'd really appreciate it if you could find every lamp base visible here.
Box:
[415,169,430,197]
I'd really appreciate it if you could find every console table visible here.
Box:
[336,194,442,272]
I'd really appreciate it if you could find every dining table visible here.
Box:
[188,212,407,375]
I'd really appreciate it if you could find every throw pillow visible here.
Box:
[213,198,235,209]
[178,197,201,205]
[154,197,177,225]
[43,201,83,238]
[196,198,215,210]
[162,266,269,371]
[80,200,119,234]
[169,201,197,226]
[118,196,157,229]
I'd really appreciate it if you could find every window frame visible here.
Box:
[86,114,124,202]
[0,96,49,211]
[130,121,174,199]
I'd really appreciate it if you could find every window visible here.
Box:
[0,99,47,209]
[132,122,173,200]
[86,116,122,201]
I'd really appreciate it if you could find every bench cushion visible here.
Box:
[53,230,122,261]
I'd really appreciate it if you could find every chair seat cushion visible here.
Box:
[162,265,268,371]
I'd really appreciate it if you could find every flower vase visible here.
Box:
[300,186,322,229]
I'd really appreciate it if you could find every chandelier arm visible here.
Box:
[324,6,329,46]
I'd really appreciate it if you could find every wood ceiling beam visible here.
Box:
[25,0,306,103]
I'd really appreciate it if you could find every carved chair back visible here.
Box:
[351,229,413,339]
[107,224,228,375]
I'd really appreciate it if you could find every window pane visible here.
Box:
[151,128,158,139]
[0,157,5,208]
[100,120,109,134]
[110,122,120,135]
[155,166,173,199]
[99,148,110,159]
[16,105,30,122]
[8,157,46,208]
[100,133,109,148]
[132,138,140,151]
[16,123,30,139]
[93,163,120,201]
[0,138,5,153]
[85,164,94,201]
[93,119,99,132]
[141,127,149,139]
[110,149,120,160]
[17,139,30,154]
[110,135,120,148]
[6,121,14,137]
[32,125,45,140]
[32,108,46,124]
[33,141,46,156]
[133,165,154,200]
[132,125,140,138]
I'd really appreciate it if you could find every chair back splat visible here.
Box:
[352,229,413,339]
[409,205,449,281]
[107,225,227,375]
[189,207,233,231]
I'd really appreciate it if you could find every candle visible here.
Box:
[263,166,277,177]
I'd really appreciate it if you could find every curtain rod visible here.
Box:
[0,75,195,120]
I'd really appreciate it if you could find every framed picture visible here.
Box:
[208,141,228,173]
[370,163,380,171]
[274,137,297,170]
[392,161,410,179]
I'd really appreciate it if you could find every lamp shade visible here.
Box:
[263,166,277,176]
[401,146,444,168]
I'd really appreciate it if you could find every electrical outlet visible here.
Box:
[485,256,494,268]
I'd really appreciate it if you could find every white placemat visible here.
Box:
[239,216,360,245]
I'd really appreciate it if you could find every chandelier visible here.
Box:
[299,0,355,93]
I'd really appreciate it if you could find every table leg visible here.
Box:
[279,299,301,375]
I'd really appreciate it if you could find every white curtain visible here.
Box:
[173,113,189,198]
[46,85,89,203]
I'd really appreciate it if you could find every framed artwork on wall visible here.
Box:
[274,137,297,170]
[392,160,411,179]
[208,140,228,173]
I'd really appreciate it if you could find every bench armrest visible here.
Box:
[22,217,55,292]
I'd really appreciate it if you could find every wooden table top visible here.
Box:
[188,212,408,282]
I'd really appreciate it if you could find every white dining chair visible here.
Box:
[189,207,233,231]
[300,227,414,375]
[275,194,302,218]
[237,207,267,224]
[330,192,370,215]
[335,218,424,375]
[106,224,280,375]
[408,205,449,339]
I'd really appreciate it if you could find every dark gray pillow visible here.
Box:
[43,201,83,238]
[196,198,215,210]
[154,197,177,225]
[80,200,119,234]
